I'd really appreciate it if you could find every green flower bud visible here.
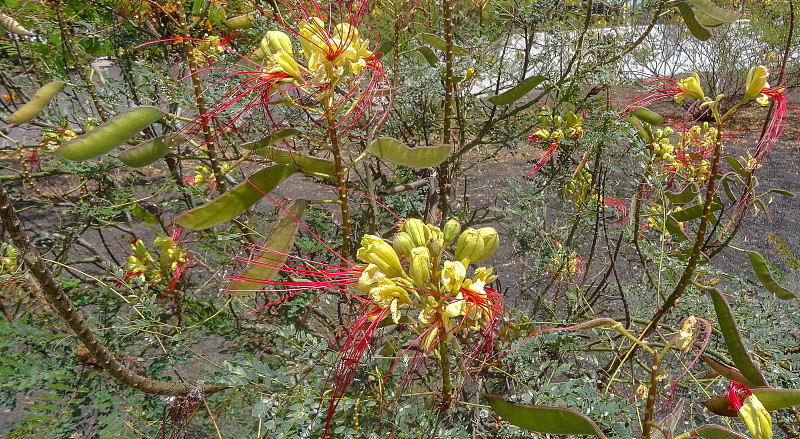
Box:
[409,246,431,287]
[403,218,429,247]
[356,235,404,277]
[471,227,499,263]
[553,115,563,127]
[262,30,293,57]
[392,232,415,259]
[443,219,461,244]
[454,228,484,264]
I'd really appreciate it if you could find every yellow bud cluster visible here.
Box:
[124,236,187,289]
[533,108,584,145]
[354,219,501,348]
[1,243,19,276]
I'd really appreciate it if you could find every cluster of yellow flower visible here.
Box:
[0,243,19,276]
[562,168,596,208]
[546,240,583,278]
[530,108,584,145]
[191,34,226,65]
[41,125,77,152]
[355,219,500,351]
[651,124,718,184]
[124,236,187,288]
[259,19,373,96]
[192,162,231,187]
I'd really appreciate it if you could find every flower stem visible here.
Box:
[328,121,351,261]
[438,337,453,411]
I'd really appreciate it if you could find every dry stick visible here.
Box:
[0,184,225,396]
[54,0,108,122]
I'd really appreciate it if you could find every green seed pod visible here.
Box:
[454,228,484,264]
[403,219,429,248]
[0,12,32,37]
[118,135,179,168]
[471,227,499,263]
[56,106,163,161]
[392,232,414,258]
[409,246,431,287]
[443,219,460,244]
[7,81,66,124]
[223,14,253,30]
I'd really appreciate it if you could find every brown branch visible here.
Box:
[0,184,225,396]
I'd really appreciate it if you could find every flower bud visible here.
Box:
[471,227,499,263]
[356,235,404,277]
[262,31,293,57]
[426,224,444,255]
[409,246,431,287]
[443,219,461,244]
[745,66,769,101]
[403,218,429,247]
[454,228,484,264]
[441,260,466,295]
[739,394,772,439]
[271,51,302,79]
[392,232,414,258]
[674,72,705,103]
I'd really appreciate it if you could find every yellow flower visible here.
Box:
[738,394,772,439]
[356,235,404,278]
[440,260,466,295]
[674,72,705,103]
[745,66,769,101]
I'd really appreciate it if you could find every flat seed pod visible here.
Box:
[7,81,66,124]
[223,14,253,30]
[56,107,164,161]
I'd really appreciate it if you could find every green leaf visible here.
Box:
[764,188,795,198]
[724,156,746,175]
[131,203,160,225]
[117,136,176,168]
[414,33,467,56]
[55,107,164,161]
[416,46,440,67]
[694,425,749,439]
[694,10,725,27]
[653,399,684,439]
[686,0,742,23]
[175,165,295,230]
[631,107,665,126]
[228,200,307,293]
[708,289,769,388]
[702,355,758,389]
[676,3,712,41]
[745,250,797,300]
[252,148,336,178]
[666,183,700,205]
[376,39,394,57]
[368,137,450,168]
[665,214,689,242]
[484,394,603,436]
[488,75,547,106]
[241,129,300,150]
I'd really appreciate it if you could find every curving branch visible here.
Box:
[0,184,226,397]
